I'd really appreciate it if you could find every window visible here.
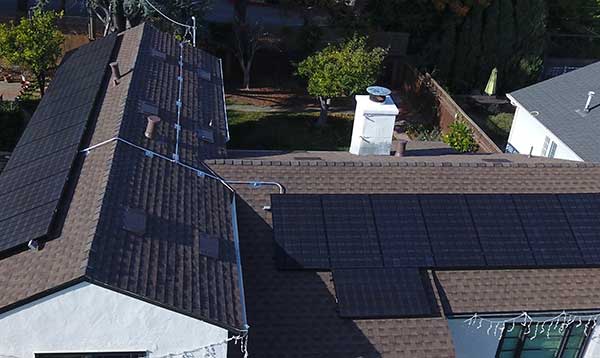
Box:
[548,142,558,158]
[541,136,551,156]
[37,353,146,358]
[496,322,589,358]
[540,136,558,158]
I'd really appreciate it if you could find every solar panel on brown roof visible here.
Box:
[419,194,485,268]
[0,33,117,254]
[370,194,434,267]
[333,267,439,318]
[512,194,583,266]
[322,194,383,268]
[271,194,330,269]
[466,194,536,267]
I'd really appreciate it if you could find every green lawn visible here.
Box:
[227,110,353,151]
[484,112,514,147]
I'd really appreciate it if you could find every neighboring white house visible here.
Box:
[506,61,600,162]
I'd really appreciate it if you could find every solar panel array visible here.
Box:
[272,193,600,271]
[271,193,600,318]
[333,267,439,318]
[0,34,117,254]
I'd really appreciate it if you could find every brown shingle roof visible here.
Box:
[0,24,244,331]
[207,152,600,357]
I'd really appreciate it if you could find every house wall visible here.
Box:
[0,282,229,358]
[449,317,600,357]
[507,104,583,161]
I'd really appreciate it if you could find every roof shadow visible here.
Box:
[228,196,381,358]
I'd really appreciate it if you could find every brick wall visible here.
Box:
[391,61,502,154]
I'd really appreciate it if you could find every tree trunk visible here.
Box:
[112,0,127,32]
[316,96,331,126]
[37,73,45,97]
[242,65,251,90]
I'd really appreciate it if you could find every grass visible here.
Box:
[227,110,353,151]
[484,112,514,147]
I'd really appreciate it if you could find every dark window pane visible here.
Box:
[500,337,520,351]
[561,349,580,358]
[520,350,559,358]
[499,352,516,358]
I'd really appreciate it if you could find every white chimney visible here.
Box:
[349,86,399,156]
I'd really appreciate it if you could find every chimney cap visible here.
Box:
[367,86,391,103]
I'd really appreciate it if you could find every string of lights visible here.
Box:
[464,311,600,340]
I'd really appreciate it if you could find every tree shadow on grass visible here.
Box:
[227,112,353,151]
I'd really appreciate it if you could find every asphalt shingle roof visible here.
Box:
[208,153,600,358]
[0,24,244,331]
[509,61,600,162]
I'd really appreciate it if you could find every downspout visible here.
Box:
[231,195,249,332]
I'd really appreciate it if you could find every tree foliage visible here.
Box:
[0,9,64,97]
[297,35,386,125]
[442,120,478,153]
[425,0,546,93]
[87,0,211,35]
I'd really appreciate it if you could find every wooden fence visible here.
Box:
[391,61,502,153]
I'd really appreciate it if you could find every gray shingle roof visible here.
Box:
[0,24,244,332]
[509,61,600,162]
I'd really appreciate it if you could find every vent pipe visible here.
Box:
[585,91,595,113]
[109,61,121,85]
[145,115,161,139]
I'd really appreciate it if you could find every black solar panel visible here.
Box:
[322,195,383,268]
[271,194,330,269]
[370,194,434,267]
[419,194,485,268]
[0,33,117,253]
[512,194,583,266]
[558,194,600,265]
[333,267,439,318]
[466,195,536,267]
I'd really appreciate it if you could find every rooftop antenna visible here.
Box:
[585,91,595,113]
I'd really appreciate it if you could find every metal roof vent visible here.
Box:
[585,91,595,113]
[109,62,121,85]
[28,239,39,251]
[199,234,220,259]
[145,115,161,139]
[151,48,167,60]
[198,128,214,143]
[123,208,146,236]
[140,101,159,115]
[198,68,211,81]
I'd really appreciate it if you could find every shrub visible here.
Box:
[442,120,478,153]
[406,123,442,141]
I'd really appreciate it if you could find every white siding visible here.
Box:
[507,105,583,161]
[0,282,228,358]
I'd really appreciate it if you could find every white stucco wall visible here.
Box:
[0,282,228,358]
[449,317,600,357]
[507,104,583,161]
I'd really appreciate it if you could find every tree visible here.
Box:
[87,0,210,35]
[0,9,64,97]
[231,0,277,90]
[297,35,387,126]
[442,119,478,153]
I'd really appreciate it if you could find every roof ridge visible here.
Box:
[205,158,600,169]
